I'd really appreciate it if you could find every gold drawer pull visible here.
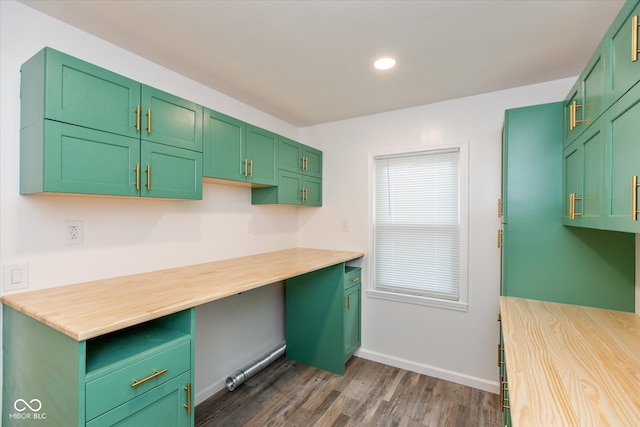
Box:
[131,368,168,388]
[569,193,582,220]
[632,176,639,221]
[632,15,639,62]
[346,294,351,309]
[135,105,141,131]
[184,383,192,415]
[146,108,152,134]
[351,278,359,282]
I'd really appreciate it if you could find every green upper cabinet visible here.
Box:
[604,0,640,106]
[246,125,278,186]
[141,86,203,152]
[602,81,640,232]
[20,47,140,139]
[251,136,323,206]
[279,136,323,178]
[19,47,203,199]
[562,42,606,147]
[562,120,605,228]
[203,109,277,186]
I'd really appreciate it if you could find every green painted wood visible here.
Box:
[246,124,278,186]
[2,306,85,426]
[285,264,346,375]
[343,267,361,362]
[141,141,203,200]
[20,47,140,138]
[562,142,581,223]
[581,41,606,130]
[503,102,635,312]
[86,341,191,420]
[278,136,304,174]
[303,176,322,207]
[605,0,640,106]
[141,85,203,152]
[203,109,246,182]
[603,81,640,232]
[303,145,323,179]
[86,371,191,427]
[21,120,140,196]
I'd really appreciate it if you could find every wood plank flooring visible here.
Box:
[195,356,500,427]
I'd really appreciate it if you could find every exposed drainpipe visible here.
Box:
[225,343,286,392]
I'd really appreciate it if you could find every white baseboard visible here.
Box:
[354,349,500,394]
[195,378,226,406]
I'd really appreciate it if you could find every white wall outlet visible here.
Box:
[65,220,84,245]
[341,219,350,232]
[3,263,29,291]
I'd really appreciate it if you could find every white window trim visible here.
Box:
[366,141,469,312]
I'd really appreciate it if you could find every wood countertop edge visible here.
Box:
[1,248,364,341]
[499,296,640,427]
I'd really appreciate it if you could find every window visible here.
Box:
[370,144,468,311]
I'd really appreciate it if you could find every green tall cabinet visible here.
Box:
[501,102,635,311]
[20,47,203,200]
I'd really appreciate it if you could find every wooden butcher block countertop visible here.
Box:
[500,296,640,427]
[1,248,363,341]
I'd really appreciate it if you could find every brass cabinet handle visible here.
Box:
[131,368,168,388]
[304,157,308,171]
[351,278,359,282]
[346,294,351,309]
[135,105,141,131]
[497,229,503,249]
[498,344,504,367]
[301,156,305,171]
[146,108,152,134]
[497,198,503,217]
[184,383,192,415]
[134,164,140,190]
[632,15,639,62]
[570,100,583,130]
[145,165,151,190]
[569,193,582,220]
[632,176,639,221]
[243,159,248,177]
[249,160,253,177]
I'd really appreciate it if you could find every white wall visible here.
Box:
[299,78,579,392]
[0,0,298,405]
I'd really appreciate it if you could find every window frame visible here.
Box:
[367,142,469,311]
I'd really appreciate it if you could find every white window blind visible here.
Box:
[374,148,460,301]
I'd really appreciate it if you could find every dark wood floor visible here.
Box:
[195,356,500,427]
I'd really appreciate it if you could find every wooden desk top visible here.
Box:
[1,248,363,341]
[500,296,640,427]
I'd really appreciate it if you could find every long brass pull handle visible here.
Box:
[301,188,305,202]
[569,193,582,220]
[184,383,192,415]
[346,294,351,309]
[497,198,503,217]
[498,344,504,367]
[135,164,140,190]
[351,278,359,282]
[632,15,639,62]
[146,165,151,190]
[249,160,253,177]
[304,157,308,171]
[146,108,151,134]
[569,101,575,130]
[304,188,308,202]
[632,176,639,221]
[243,159,248,177]
[135,105,141,131]
[497,230,503,249]
[131,368,168,388]
[301,156,305,171]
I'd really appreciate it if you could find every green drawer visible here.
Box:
[86,340,191,421]
[344,267,361,290]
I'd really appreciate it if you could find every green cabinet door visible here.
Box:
[203,109,246,182]
[563,81,583,146]
[562,121,605,228]
[141,86,203,152]
[20,47,140,139]
[278,136,304,174]
[303,175,322,206]
[605,1,640,106]
[246,125,278,186]
[140,141,202,200]
[303,146,323,178]
[86,372,192,427]
[603,81,640,232]
[344,284,360,362]
[21,120,140,196]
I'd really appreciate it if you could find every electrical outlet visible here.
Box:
[65,220,84,245]
[341,219,350,232]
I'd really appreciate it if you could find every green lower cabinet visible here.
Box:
[2,307,195,427]
[344,267,361,362]
[251,170,322,206]
[86,372,192,427]
[603,82,640,233]
[286,264,356,375]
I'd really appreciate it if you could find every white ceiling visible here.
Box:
[20,0,625,127]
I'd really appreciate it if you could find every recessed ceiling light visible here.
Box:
[374,57,396,70]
